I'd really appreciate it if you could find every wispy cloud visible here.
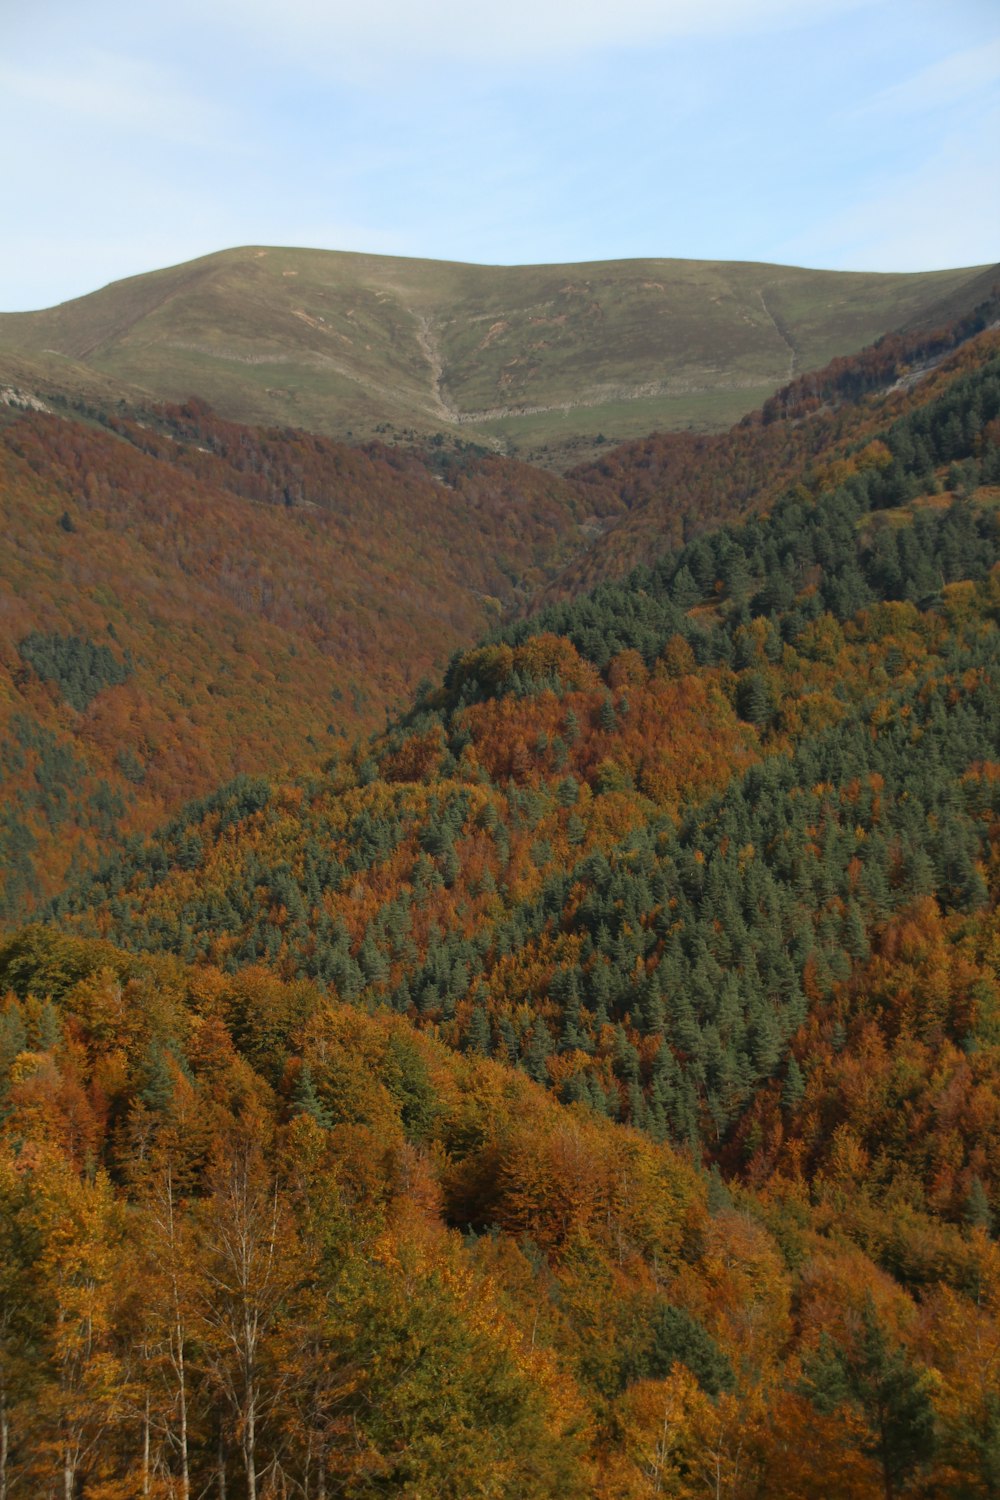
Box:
[0,0,995,308]
[206,0,878,67]
[857,35,1000,117]
[0,49,231,148]
[775,106,1000,271]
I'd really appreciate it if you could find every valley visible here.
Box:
[1,244,1000,1497]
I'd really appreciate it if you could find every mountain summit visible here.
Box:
[0,246,988,464]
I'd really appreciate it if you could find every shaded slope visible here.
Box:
[900,258,1000,334]
[0,398,612,919]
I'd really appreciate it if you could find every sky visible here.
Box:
[1,0,998,310]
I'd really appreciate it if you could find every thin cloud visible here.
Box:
[774,109,1000,271]
[858,35,1000,116]
[0,49,231,148]
[205,0,878,67]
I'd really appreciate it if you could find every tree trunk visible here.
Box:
[177,1326,190,1500]
[142,1391,151,1496]
[0,1393,8,1500]
[244,1389,257,1500]
[158,1160,192,1500]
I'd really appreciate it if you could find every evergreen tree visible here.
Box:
[624,1303,735,1397]
[802,1298,936,1499]
[737,671,773,727]
[782,1055,806,1112]
[566,813,586,846]
[706,1164,732,1215]
[140,1043,175,1114]
[965,1176,993,1234]
[466,1004,492,1057]
[523,1020,553,1085]
[293,1061,333,1128]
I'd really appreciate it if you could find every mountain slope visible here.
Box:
[57,330,1000,1146]
[4,288,994,928]
[0,397,613,919]
[8,920,1000,1498]
[20,325,1000,1496]
[0,246,987,464]
[543,273,1000,595]
[7,278,1000,1500]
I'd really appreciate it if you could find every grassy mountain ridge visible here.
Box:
[0,245,987,464]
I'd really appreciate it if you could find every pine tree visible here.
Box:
[670,564,700,610]
[802,1297,936,1500]
[965,1176,993,1234]
[499,1016,519,1065]
[737,671,773,727]
[612,1024,640,1084]
[466,1004,492,1057]
[625,1303,735,1396]
[293,1062,333,1128]
[523,1020,553,1085]
[782,1055,806,1112]
[749,1004,782,1078]
[842,900,870,961]
[140,1043,175,1114]
[559,1071,589,1106]
[636,972,666,1035]
[707,1165,732,1215]
[556,776,579,808]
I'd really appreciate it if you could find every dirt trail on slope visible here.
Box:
[758,286,799,381]
[411,313,465,425]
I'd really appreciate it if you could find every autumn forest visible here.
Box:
[1,255,1000,1498]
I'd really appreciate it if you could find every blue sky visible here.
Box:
[2,0,997,310]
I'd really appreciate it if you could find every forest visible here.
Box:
[0,394,618,918]
[1,304,1000,1495]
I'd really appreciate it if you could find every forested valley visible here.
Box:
[2,295,1000,1496]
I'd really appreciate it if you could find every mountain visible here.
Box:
[0,246,989,465]
[546,271,1000,593]
[4,322,1000,1496]
[3,275,997,927]
[55,327,1000,1110]
[0,396,614,919]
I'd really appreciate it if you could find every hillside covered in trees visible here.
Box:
[4,285,998,930]
[4,917,1000,1499]
[550,279,1000,593]
[2,296,1000,1495]
[0,396,616,919]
